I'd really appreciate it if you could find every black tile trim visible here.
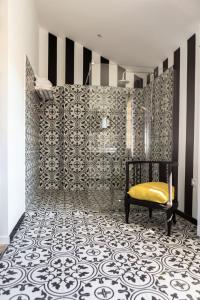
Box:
[65,37,74,84]
[83,47,92,85]
[9,212,25,241]
[173,48,180,200]
[176,209,197,225]
[101,56,109,86]
[48,33,57,86]
[184,34,196,216]
[163,59,168,72]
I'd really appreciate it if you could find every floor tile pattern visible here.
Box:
[0,191,200,300]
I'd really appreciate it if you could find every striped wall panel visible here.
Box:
[83,47,92,85]
[48,33,57,86]
[134,75,143,88]
[163,58,168,72]
[152,32,199,221]
[41,30,127,87]
[173,48,180,200]
[65,38,74,84]
[101,56,109,86]
[154,67,158,78]
[185,34,196,216]
[147,74,151,85]
[74,43,83,85]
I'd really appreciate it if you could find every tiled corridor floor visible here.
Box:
[0,191,200,299]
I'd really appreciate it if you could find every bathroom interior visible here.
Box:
[26,59,174,212]
[1,1,200,299]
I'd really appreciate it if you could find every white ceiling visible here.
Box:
[35,0,200,69]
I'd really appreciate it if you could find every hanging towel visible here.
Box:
[35,76,53,90]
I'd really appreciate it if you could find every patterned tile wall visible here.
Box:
[132,67,174,162]
[39,85,128,191]
[25,57,40,208]
[131,68,174,183]
[151,67,174,161]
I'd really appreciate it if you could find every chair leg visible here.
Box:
[125,196,130,224]
[149,208,153,219]
[172,211,176,224]
[167,209,173,236]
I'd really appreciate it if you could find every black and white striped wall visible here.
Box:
[151,27,200,224]
[39,27,141,88]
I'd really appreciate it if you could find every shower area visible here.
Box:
[25,58,174,212]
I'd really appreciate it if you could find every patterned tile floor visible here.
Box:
[1,191,200,300]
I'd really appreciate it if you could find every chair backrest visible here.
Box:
[125,161,178,195]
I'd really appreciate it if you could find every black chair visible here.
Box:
[124,161,178,236]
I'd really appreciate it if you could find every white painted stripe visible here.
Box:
[193,28,200,220]
[38,27,48,78]
[74,42,83,85]
[158,62,163,76]
[91,52,100,86]
[109,61,118,87]
[57,37,65,86]
[178,40,187,213]
[168,52,174,68]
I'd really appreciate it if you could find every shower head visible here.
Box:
[118,72,130,85]
[118,79,130,84]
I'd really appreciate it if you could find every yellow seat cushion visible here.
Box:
[128,182,175,204]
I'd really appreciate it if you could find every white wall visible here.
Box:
[7,0,39,235]
[0,0,39,243]
[0,0,9,244]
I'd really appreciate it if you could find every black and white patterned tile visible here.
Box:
[39,85,128,191]
[0,191,200,299]
[25,58,40,209]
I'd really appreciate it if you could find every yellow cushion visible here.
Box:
[128,182,175,204]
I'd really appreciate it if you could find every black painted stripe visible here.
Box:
[83,47,92,85]
[185,34,196,216]
[154,67,158,78]
[65,38,74,84]
[118,66,126,87]
[101,56,109,86]
[147,73,151,85]
[173,48,180,199]
[48,33,57,86]
[163,59,168,72]
[134,75,143,88]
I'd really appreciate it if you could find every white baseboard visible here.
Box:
[0,236,10,245]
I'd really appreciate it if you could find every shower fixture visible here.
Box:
[101,116,110,129]
[118,70,154,86]
[118,71,130,85]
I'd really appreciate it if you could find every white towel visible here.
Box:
[35,76,53,90]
